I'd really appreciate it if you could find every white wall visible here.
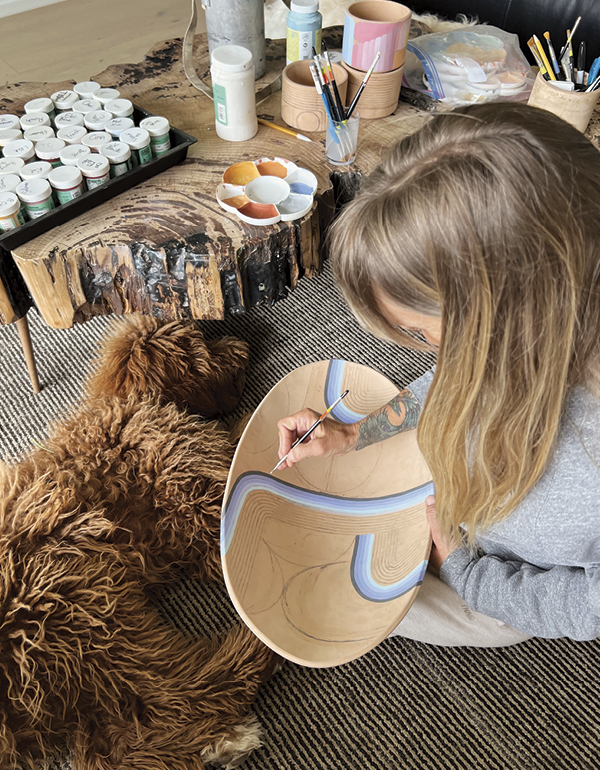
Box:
[0,0,66,19]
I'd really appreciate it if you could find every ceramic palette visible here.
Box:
[221,359,433,668]
[216,157,318,226]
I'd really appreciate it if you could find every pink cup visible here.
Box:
[342,1,412,73]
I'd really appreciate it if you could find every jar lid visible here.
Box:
[104,99,133,117]
[73,81,101,98]
[290,0,319,13]
[139,116,169,136]
[54,112,85,129]
[0,157,25,175]
[20,161,53,181]
[0,114,20,132]
[59,144,91,165]
[84,111,114,131]
[0,174,21,193]
[0,191,20,216]
[120,127,150,149]
[48,165,83,189]
[81,131,112,149]
[95,88,120,105]
[24,97,54,114]
[3,139,35,159]
[51,89,79,109]
[0,129,23,145]
[35,138,66,159]
[77,155,110,176]
[100,141,131,163]
[211,45,254,72]
[23,126,55,143]
[16,177,51,202]
[57,125,88,144]
[72,99,102,114]
[20,113,51,130]
[105,117,135,136]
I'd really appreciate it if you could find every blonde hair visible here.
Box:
[329,103,600,543]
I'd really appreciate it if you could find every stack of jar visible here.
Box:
[0,80,173,233]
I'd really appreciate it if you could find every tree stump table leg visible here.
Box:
[15,315,41,395]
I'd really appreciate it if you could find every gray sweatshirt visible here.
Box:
[408,370,600,640]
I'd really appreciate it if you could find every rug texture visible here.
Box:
[1,261,598,770]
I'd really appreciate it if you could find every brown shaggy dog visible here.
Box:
[0,315,279,770]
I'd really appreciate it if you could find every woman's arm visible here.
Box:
[356,388,421,450]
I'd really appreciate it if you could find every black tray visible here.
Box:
[0,105,197,254]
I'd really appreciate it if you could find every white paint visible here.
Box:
[0,0,67,20]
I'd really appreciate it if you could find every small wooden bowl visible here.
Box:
[342,60,403,119]
[282,60,348,133]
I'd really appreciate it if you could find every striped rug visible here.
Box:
[1,261,598,770]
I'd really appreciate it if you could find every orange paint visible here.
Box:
[223,161,260,186]
[257,161,288,178]
[223,194,250,210]
[239,201,279,219]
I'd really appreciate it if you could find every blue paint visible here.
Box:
[289,181,314,195]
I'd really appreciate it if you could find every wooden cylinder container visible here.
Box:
[342,60,403,119]
[282,60,348,133]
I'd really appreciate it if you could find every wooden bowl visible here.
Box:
[282,60,348,133]
[342,59,403,119]
[221,359,433,668]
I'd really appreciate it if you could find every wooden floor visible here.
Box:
[0,0,206,85]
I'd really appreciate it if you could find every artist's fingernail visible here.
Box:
[426,495,436,506]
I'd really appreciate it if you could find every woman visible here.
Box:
[276,102,600,646]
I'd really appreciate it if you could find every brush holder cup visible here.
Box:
[281,60,348,133]
[527,71,600,133]
[341,60,403,119]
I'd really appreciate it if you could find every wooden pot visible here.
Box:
[282,59,348,133]
[342,60,403,119]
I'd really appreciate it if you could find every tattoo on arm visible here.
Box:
[356,389,421,451]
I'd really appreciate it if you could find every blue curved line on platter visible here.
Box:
[351,534,428,602]
[324,359,367,424]
[221,469,434,555]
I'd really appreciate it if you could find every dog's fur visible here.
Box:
[0,315,279,770]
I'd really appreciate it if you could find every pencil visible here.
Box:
[257,118,313,143]
[534,35,556,80]
[270,389,350,473]
[346,51,380,119]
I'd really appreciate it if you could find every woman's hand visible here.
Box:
[425,495,460,575]
[276,409,359,470]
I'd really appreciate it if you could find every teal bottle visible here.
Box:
[286,0,322,65]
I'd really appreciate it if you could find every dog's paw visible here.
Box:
[200,713,262,768]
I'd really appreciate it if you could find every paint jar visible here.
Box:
[139,116,171,156]
[95,87,120,106]
[0,115,20,133]
[51,89,79,113]
[81,131,112,153]
[0,191,26,231]
[73,81,101,99]
[56,125,88,146]
[59,144,91,166]
[0,157,25,177]
[100,140,132,177]
[55,112,85,130]
[0,129,23,154]
[77,154,110,189]
[3,139,36,164]
[0,174,21,193]
[286,0,322,65]
[84,110,114,131]
[23,126,55,144]
[48,165,85,203]
[35,138,66,167]
[119,127,152,166]
[24,96,56,125]
[72,99,101,115]
[104,98,134,118]
[19,160,53,181]
[104,117,134,139]
[16,178,56,219]
[20,113,51,131]
[210,45,258,142]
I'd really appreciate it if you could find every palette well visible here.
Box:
[216,157,318,226]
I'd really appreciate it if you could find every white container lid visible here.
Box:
[0,157,25,175]
[73,81,101,98]
[51,89,79,110]
[120,127,150,149]
[81,131,112,150]
[77,154,110,176]
[59,144,91,165]
[48,165,83,189]
[0,174,21,193]
[16,177,52,203]
[211,45,254,72]
[139,116,170,136]
[72,99,102,114]
[100,140,131,163]
[104,117,135,136]
[24,97,54,115]
[20,160,52,180]
[54,111,85,129]
[95,87,120,105]
[23,126,55,143]
[35,138,66,160]
[104,98,134,117]
[0,114,20,132]
[0,128,23,145]
[290,0,319,13]
[56,125,88,145]
[3,139,35,160]
[0,191,21,216]
[83,110,114,131]
[20,113,51,130]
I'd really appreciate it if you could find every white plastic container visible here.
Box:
[210,45,258,142]
[51,89,79,113]
[24,96,56,124]
[19,160,53,181]
[20,113,51,131]
[48,165,85,203]
[104,117,134,138]
[84,110,114,131]
[35,138,66,167]
[16,177,55,219]
[73,81,101,99]
[0,191,26,231]
[0,157,25,176]
[57,125,88,145]
[0,174,21,194]
[0,114,21,133]
[77,154,110,189]
[95,87,120,105]
[100,140,132,177]
[0,129,23,151]
[23,126,55,144]
[54,112,85,130]
[139,116,171,156]
[3,139,36,164]
[119,128,152,166]
[59,144,91,166]
[72,99,102,115]
[104,98,133,118]
[81,131,112,153]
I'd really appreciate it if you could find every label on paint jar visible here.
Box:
[213,84,228,125]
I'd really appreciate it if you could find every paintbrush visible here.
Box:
[257,118,313,143]
[534,34,556,80]
[270,389,350,473]
[527,37,551,80]
[543,31,561,76]
[346,51,380,119]
[323,44,347,121]
[558,16,582,63]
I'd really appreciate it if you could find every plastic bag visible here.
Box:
[403,26,535,105]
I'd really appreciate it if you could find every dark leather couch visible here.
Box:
[406,0,599,72]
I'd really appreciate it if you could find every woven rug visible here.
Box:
[1,261,599,770]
